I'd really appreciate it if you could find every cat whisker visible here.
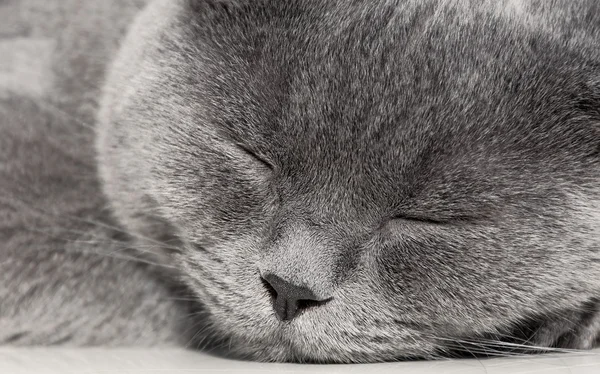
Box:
[430,335,599,356]
[22,227,181,269]
[0,195,179,250]
[186,318,218,351]
[6,244,177,270]
[30,99,97,130]
[167,296,204,303]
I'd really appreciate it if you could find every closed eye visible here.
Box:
[237,144,274,171]
[393,215,448,225]
[391,214,475,226]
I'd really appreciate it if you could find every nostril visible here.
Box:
[296,298,329,310]
[261,277,278,300]
[261,274,332,321]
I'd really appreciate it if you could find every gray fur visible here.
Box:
[0,0,192,347]
[2,0,600,363]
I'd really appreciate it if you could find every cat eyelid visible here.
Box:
[237,144,275,171]
[391,214,450,226]
[390,214,474,226]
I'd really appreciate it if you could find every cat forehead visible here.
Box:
[170,0,597,190]
[181,0,590,139]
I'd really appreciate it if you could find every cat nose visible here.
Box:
[261,274,331,321]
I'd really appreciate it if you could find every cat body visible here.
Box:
[1,0,600,363]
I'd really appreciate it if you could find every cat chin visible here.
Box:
[184,298,600,362]
[528,302,600,350]
[442,300,600,358]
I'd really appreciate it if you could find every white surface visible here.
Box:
[1,348,599,374]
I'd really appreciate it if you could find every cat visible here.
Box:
[1,0,599,363]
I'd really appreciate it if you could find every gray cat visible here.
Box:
[1,0,599,363]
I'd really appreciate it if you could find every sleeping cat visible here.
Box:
[1,0,599,363]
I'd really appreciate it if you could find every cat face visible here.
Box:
[97,0,600,362]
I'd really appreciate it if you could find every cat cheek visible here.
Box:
[196,181,274,238]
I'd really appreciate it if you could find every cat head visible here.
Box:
[97,0,600,362]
